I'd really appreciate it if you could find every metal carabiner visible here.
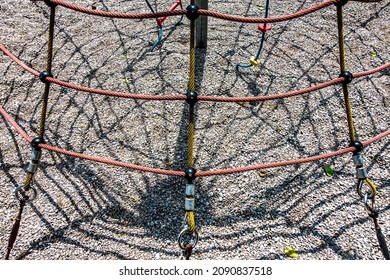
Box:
[356,178,376,199]
[177,226,199,250]
[14,184,38,202]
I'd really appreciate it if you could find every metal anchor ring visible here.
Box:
[356,179,375,199]
[14,184,37,202]
[178,227,199,250]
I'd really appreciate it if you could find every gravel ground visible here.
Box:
[0,0,389,260]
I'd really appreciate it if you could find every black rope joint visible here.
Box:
[185,168,196,183]
[335,0,348,7]
[186,91,198,105]
[43,0,57,7]
[349,141,363,155]
[39,70,53,83]
[339,71,353,84]
[31,137,44,151]
[186,5,199,21]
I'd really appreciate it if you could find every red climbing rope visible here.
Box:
[1,106,388,177]
[1,44,389,102]
[32,0,383,22]
[32,0,186,19]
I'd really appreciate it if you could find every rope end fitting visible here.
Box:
[42,0,56,7]
[39,71,53,83]
[349,140,363,155]
[339,71,353,84]
[335,0,349,7]
[186,91,198,105]
[186,4,199,21]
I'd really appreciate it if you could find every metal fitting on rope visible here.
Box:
[186,4,199,20]
[356,179,376,199]
[250,56,260,66]
[39,70,53,83]
[339,71,353,84]
[352,154,364,167]
[178,227,199,250]
[185,183,195,211]
[356,167,367,179]
[349,140,363,155]
[186,91,198,105]
[185,167,196,183]
[26,162,39,174]
[335,0,349,7]
[31,149,42,162]
[14,184,38,202]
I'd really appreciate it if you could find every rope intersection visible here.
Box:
[2,0,389,260]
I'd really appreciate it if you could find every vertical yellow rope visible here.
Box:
[38,6,56,138]
[186,1,196,235]
[336,5,356,142]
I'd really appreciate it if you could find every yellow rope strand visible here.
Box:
[336,6,356,142]
[365,177,378,197]
[186,1,196,235]
[38,6,56,138]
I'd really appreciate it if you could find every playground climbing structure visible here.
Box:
[1,0,389,260]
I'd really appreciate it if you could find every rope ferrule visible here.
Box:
[26,162,39,174]
[356,167,367,179]
[352,154,364,167]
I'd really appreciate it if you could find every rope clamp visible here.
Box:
[14,184,38,202]
[339,71,353,84]
[184,167,196,183]
[39,70,53,83]
[178,226,199,250]
[186,91,198,105]
[356,167,367,179]
[349,140,363,155]
[186,4,199,21]
[258,23,272,33]
[31,150,42,162]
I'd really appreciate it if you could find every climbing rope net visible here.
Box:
[1,0,389,260]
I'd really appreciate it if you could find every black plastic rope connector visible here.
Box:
[186,4,199,21]
[185,168,196,183]
[43,0,56,7]
[335,0,348,7]
[39,71,53,83]
[186,91,198,105]
[31,137,45,151]
[349,140,363,155]
[339,71,353,84]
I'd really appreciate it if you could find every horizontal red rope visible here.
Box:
[2,44,389,102]
[1,106,389,177]
[199,0,338,23]
[32,0,383,22]
[32,0,186,19]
